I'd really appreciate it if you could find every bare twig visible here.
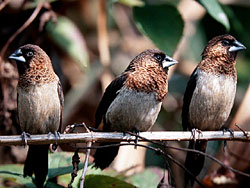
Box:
[78,142,206,187]
[0,2,44,59]
[97,0,110,67]
[0,0,11,11]
[80,141,92,188]
[125,131,250,180]
[1,131,250,146]
[234,123,249,138]
[68,149,80,188]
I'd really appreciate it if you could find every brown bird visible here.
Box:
[182,34,246,187]
[93,49,178,169]
[9,44,64,188]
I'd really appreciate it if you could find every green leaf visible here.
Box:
[84,175,136,188]
[0,164,35,188]
[198,0,230,31]
[128,169,159,188]
[133,4,184,55]
[114,0,145,7]
[46,16,89,71]
[48,152,83,179]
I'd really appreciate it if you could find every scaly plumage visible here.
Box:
[9,44,64,188]
[93,49,178,169]
[182,34,246,187]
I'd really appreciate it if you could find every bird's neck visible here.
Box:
[18,68,58,88]
[124,66,168,101]
[198,57,237,81]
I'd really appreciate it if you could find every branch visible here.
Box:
[0,0,11,12]
[0,2,44,59]
[0,131,250,146]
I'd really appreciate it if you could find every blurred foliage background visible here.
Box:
[0,0,250,187]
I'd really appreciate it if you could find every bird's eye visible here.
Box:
[27,51,33,57]
[154,54,163,62]
[222,40,230,46]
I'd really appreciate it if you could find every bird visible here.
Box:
[182,34,246,187]
[93,49,178,170]
[9,44,64,188]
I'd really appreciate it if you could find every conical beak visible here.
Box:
[162,55,178,68]
[229,40,246,52]
[9,49,26,63]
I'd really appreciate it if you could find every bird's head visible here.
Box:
[201,34,246,61]
[126,49,178,73]
[9,44,52,76]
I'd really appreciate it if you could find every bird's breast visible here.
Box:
[189,69,236,130]
[17,81,61,134]
[105,87,162,132]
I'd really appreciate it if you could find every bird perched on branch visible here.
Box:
[93,49,178,169]
[9,44,64,188]
[182,34,246,187]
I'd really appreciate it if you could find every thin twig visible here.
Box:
[97,0,110,67]
[1,131,250,146]
[234,123,249,138]
[68,149,80,188]
[0,2,44,59]
[125,131,250,179]
[80,141,92,188]
[0,0,11,11]
[79,142,206,187]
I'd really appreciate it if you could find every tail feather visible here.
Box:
[93,142,119,170]
[24,145,49,188]
[184,140,207,187]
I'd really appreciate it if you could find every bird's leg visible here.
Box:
[21,131,31,146]
[133,129,140,149]
[54,131,61,143]
[49,131,61,151]
[222,127,234,151]
[222,127,234,137]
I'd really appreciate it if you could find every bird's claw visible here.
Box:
[191,128,202,143]
[222,128,234,152]
[21,132,31,146]
[49,131,61,151]
[222,127,234,138]
[133,129,140,149]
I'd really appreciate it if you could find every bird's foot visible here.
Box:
[21,131,31,146]
[133,129,140,149]
[222,127,234,152]
[191,128,203,143]
[222,127,234,137]
[49,131,61,151]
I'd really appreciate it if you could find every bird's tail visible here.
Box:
[184,140,207,187]
[24,145,49,188]
[93,142,119,170]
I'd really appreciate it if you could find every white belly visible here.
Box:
[105,87,162,131]
[17,82,61,134]
[189,69,236,130]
